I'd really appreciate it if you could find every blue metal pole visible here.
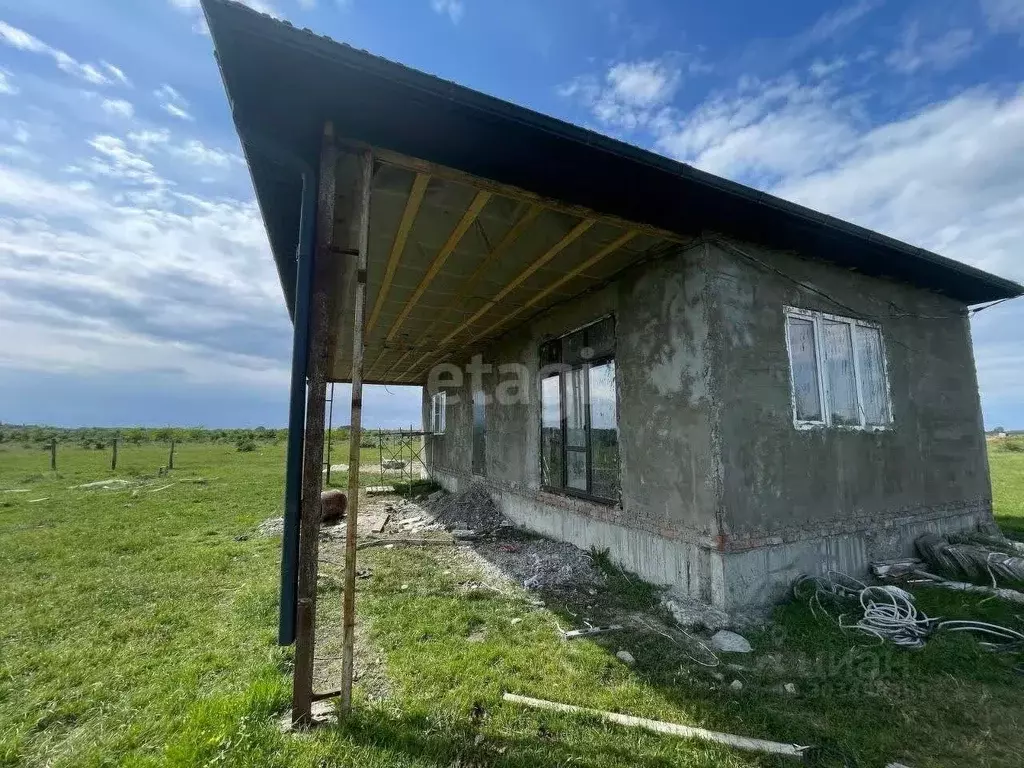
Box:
[279,168,317,645]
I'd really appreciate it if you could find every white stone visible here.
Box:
[783,682,797,694]
[616,650,636,665]
[662,593,730,631]
[729,679,743,691]
[710,630,752,653]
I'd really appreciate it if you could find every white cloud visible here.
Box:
[982,0,1024,35]
[84,135,164,186]
[163,103,193,121]
[654,76,859,182]
[168,139,241,168]
[155,84,194,121]
[430,0,464,23]
[127,129,171,149]
[0,137,286,388]
[560,57,682,130]
[809,57,847,79]
[607,60,680,108]
[886,24,976,74]
[0,68,16,95]
[101,98,135,119]
[775,88,1024,283]
[101,61,130,86]
[804,0,882,44]
[0,20,125,87]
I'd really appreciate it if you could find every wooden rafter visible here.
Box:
[374,147,687,244]
[379,190,492,350]
[468,230,638,345]
[397,217,595,381]
[377,203,542,381]
[366,172,430,335]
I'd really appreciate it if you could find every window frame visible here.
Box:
[783,306,893,432]
[538,316,620,504]
[430,391,447,435]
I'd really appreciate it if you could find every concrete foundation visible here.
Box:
[422,237,995,612]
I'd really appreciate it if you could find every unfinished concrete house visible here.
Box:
[204,0,1023,620]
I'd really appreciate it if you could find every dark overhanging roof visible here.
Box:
[201,0,1022,308]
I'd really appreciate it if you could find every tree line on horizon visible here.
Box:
[0,424,369,450]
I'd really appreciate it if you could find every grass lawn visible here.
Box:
[1,441,1023,767]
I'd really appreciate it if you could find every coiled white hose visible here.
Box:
[793,571,1024,651]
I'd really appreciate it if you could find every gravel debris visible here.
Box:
[425,486,605,593]
[426,486,505,532]
[257,517,284,536]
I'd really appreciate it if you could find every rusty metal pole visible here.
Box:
[340,147,373,717]
[290,123,338,727]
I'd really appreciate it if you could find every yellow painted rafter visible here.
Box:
[366,172,430,334]
[378,203,543,381]
[469,229,638,345]
[381,189,492,347]
[398,217,595,380]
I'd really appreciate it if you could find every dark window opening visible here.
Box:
[472,387,486,476]
[539,317,620,503]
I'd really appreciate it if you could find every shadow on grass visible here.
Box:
[334,705,759,768]
[456,529,1023,768]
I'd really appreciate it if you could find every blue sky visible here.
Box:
[0,0,1021,429]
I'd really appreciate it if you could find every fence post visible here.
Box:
[111,437,118,471]
[168,440,175,470]
[50,438,57,471]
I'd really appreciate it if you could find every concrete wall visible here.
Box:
[704,238,992,605]
[422,237,993,610]
[423,242,725,599]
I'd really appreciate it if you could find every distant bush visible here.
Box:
[236,439,257,453]
[1004,439,1024,453]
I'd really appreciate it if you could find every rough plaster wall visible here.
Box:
[614,249,722,536]
[706,239,992,545]
[423,242,723,541]
[422,371,472,477]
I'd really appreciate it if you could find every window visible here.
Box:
[472,387,486,475]
[430,391,446,435]
[539,317,620,502]
[784,307,892,430]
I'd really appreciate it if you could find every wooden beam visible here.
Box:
[377,203,542,381]
[339,147,374,718]
[373,146,688,244]
[381,190,491,347]
[366,172,430,335]
[291,123,338,727]
[468,230,638,344]
[397,217,594,380]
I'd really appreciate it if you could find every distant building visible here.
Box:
[205,0,1023,612]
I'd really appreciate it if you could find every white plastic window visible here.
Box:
[430,391,446,435]
[784,307,893,431]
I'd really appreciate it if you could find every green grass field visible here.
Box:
[1,440,1023,767]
